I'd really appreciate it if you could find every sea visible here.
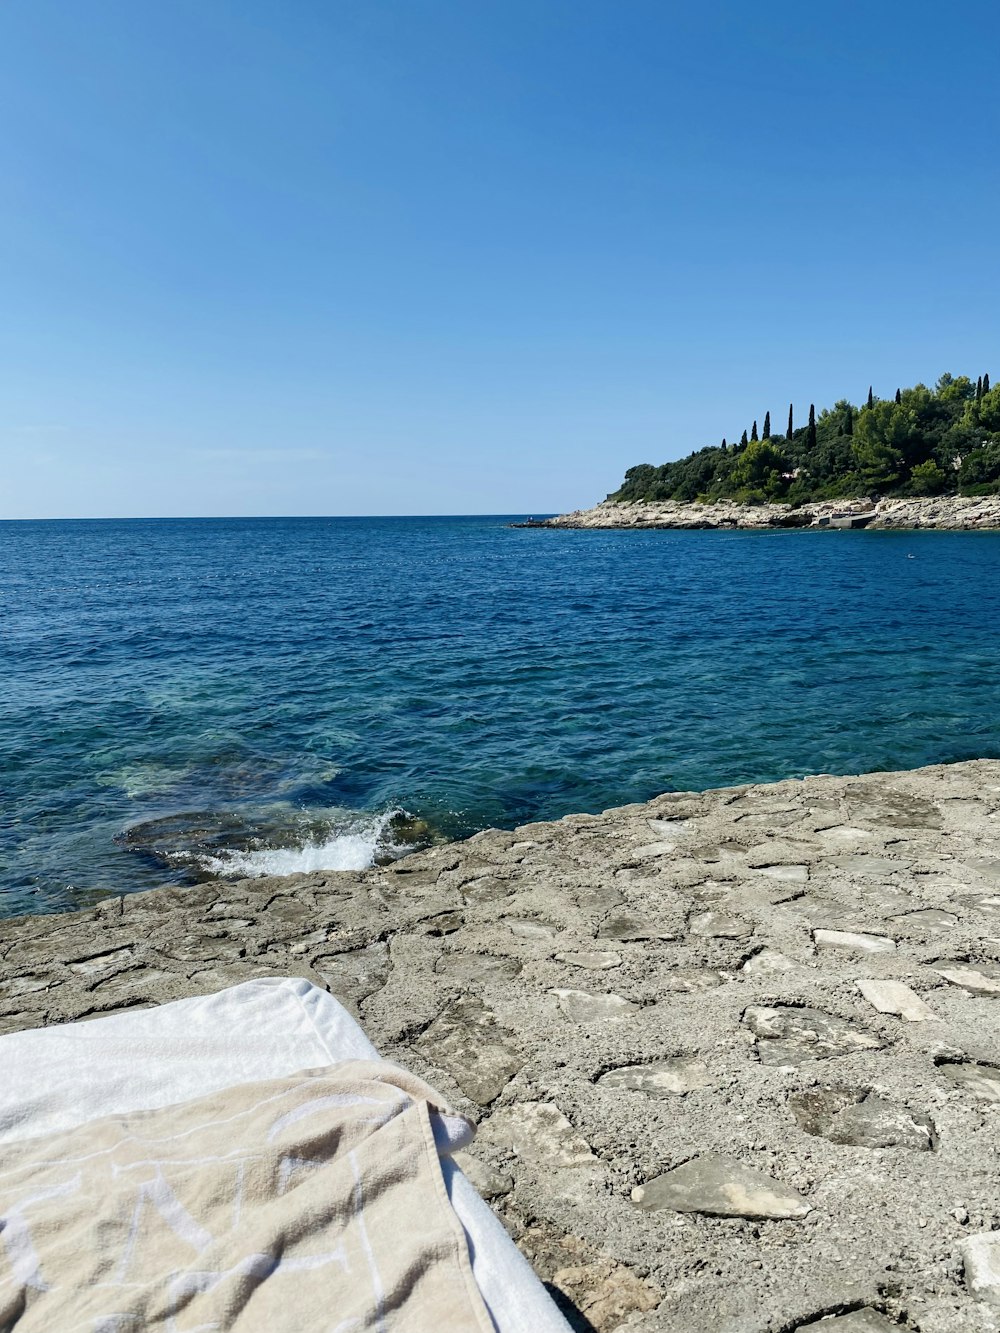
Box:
[3,515,1000,918]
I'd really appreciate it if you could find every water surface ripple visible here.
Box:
[2,516,1000,915]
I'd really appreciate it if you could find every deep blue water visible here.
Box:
[3,515,1000,917]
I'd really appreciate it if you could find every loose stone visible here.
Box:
[632,1153,810,1220]
[814,929,896,955]
[598,1057,712,1097]
[856,979,938,1022]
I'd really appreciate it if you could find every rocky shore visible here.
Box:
[528,496,1000,532]
[5,760,1000,1331]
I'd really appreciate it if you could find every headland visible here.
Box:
[4,760,1000,1330]
[525,495,1000,531]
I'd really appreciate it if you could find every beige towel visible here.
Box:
[0,1060,495,1332]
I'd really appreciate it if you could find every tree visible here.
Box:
[787,404,793,439]
[977,376,984,401]
[844,405,854,436]
[740,430,748,448]
[721,437,727,450]
[985,373,991,394]
[751,420,759,441]
[807,404,817,451]
[867,386,874,410]
[763,411,771,439]
[895,388,902,404]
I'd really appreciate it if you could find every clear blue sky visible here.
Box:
[2,1,998,518]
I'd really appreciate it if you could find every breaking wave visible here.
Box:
[192,809,412,878]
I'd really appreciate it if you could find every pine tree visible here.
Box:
[985,373,991,394]
[762,411,771,439]
[787,403,793,439]
[740,430,748,448]
[895,388,902,404]
[867,386,874,410]
[807,403,817,450]
[751,420,759,442]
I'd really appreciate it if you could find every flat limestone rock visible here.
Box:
[480,1101,599,1169]
[961,1232,1000,1306]
[310,942,390,1014]
[598,910,674,942]
[632,1153,810,1220]
[659,967,725,992]
[688,909,753,939]
[742,948,799,977]
[889,907,958,932]
[856,979,938,1022]
[814,929,896,955]
[555,950,622,970]
[415,994,522,1105]
[829,854,908,877]
[796,1310,898,1331]
[434,951,522,984]
[789,1087,935,1150]
[754,864,809,883]
[551,988,638,1023]
[792,895,870,931]
[744,1005,882,1065]
[937,1061,1000,1102]
[630,840,678,859]
[507,918,558,940]
[598,1057,712,1097]
[933,960,1000,997]
[452,1150,513,1200]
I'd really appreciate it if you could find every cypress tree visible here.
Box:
[751,420,759,442]
[867,386,874,410]
[787,403,793,439]
[807,403,817,450]
[977,376,983,401]
[721,438,727,451]
[740,430,748,448]
[985,373,991,394]
[844,405,853,436]
[762,411,771,439]
[895,388,902,404]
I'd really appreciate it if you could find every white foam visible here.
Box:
[194,811,407,879]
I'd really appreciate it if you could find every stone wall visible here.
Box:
[4,761,1000,1331]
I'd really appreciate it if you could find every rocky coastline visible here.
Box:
[525,496,1000,532]
[5,760,1000,1331]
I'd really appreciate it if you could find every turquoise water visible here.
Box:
[3,516,1000,917]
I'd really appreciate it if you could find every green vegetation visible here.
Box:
[611,372,1000,505]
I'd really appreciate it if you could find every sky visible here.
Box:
[2,1,998,518]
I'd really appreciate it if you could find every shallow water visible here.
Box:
[3,516,1000,916]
